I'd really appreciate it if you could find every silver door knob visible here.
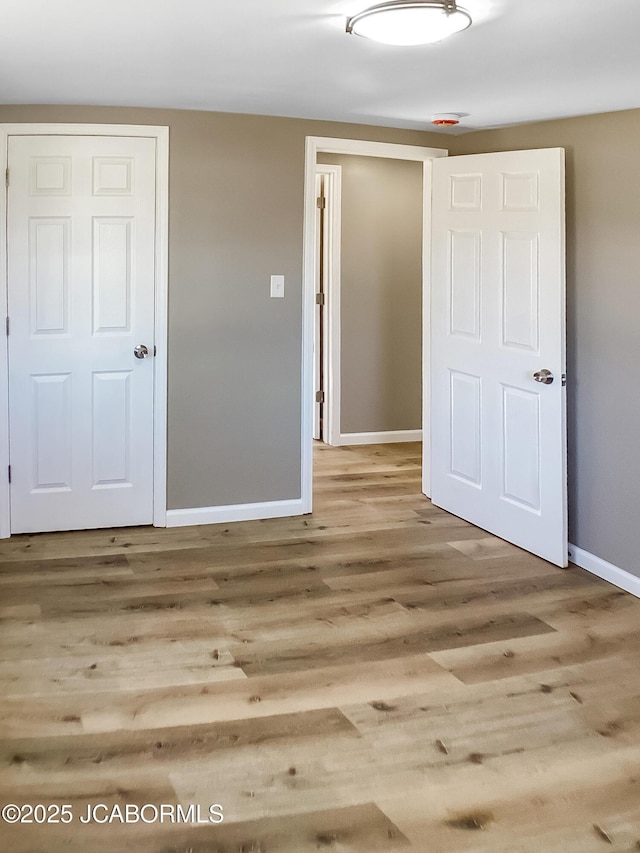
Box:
[133,344,149,359]
[533,369,554,385]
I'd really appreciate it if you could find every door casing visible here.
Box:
[0,123,169,538]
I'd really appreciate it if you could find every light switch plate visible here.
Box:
[270,275,285,298]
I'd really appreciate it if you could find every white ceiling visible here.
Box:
[1,0,640,132]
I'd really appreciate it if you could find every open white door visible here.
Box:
[430,148,567,567]
[313,171,323,440]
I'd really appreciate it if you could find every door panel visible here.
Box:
[430,148,567,567]
[92,217,132,333]
[30,218,70,334]
[7,135,156,533]
[91,370,133,487]
[449,370,481,486]
[31,372,72,491]
[449,229,481,339]
[501,231,539,351]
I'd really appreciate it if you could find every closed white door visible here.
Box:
[7,135,157,533]
[430,148,567,567]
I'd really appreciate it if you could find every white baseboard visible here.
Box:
[569,543,640,599]
[166,498,304,528]
[338,429,422,446]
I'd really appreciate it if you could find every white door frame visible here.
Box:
[302,137,448,513]
[314,163,342,446]
[0,123,169,537]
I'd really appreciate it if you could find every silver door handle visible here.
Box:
[133,344,149,359]
[533,369,554,385]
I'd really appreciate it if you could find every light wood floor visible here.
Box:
[1,442,639,852]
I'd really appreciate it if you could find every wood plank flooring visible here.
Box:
[1,442,639,851]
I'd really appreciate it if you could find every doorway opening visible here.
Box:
[302,137,448,513]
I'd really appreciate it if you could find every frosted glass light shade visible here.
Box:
[347,1,472,46]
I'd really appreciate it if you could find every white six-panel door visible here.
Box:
[430,149,567,567]
[7,135,157,533]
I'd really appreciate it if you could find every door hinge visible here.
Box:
[315,390,325,404]
[5,317,8,336]
[315,292,325,306]
[5,168,8,189]
[7,465,11,484]
[153,345,157,357]
[316,195,326,210]
[561,373,567,387]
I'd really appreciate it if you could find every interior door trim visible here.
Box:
[0,123,169,537]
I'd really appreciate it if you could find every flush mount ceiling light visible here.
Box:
[346,0,472,46]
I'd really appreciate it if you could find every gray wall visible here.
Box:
[0,105,447,510]
[317,154,423,435]
[450,109,640,576]
[3,103,638,579]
